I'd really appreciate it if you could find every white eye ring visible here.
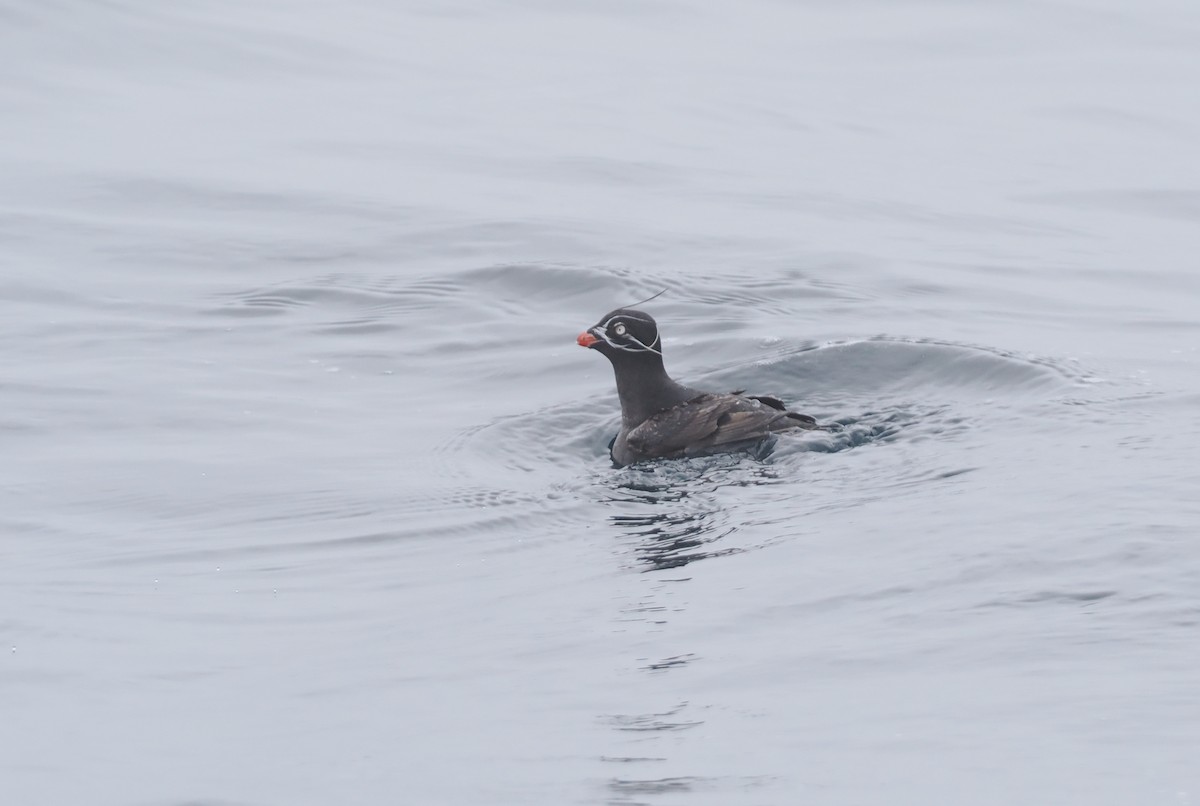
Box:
[614,322,627,336]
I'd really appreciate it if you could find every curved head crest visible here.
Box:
[577,289,668,357]
[590,308,661,355]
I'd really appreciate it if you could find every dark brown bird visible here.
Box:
[577,307,822,467]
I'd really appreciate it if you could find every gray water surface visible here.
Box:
[3,2,1200,804]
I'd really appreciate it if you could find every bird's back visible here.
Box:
[612,391,819,466]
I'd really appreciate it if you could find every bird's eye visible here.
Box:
[614,322,627,337]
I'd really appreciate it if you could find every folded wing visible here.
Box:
[626,392,818,460]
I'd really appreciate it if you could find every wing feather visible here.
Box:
[626,393,815,459]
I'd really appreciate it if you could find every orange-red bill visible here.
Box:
[577,331,598,347]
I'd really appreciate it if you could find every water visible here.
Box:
[3,1,1199,804]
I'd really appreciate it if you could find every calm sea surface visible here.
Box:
[3,1,1199,804]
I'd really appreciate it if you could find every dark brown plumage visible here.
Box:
[577,307,822,467]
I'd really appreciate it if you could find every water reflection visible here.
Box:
[604,703,703,733]
[609,510,738,571]
[596,459,795,804]
[607,775,699,803]
[602,457,780,571]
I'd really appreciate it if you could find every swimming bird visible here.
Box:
[577,307,823,467]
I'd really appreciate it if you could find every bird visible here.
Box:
[577,306,824,467]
